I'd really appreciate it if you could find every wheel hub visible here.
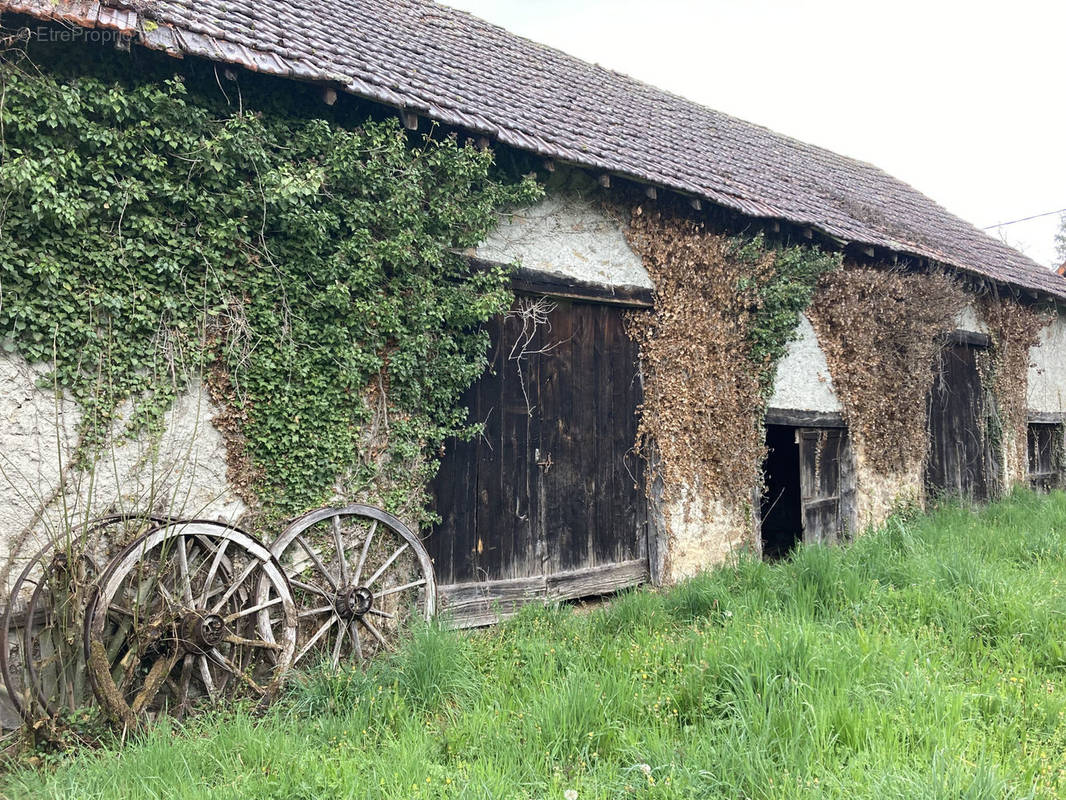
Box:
[181,612,226,653]
[336,586,373,619]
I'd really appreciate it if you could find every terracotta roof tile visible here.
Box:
[4,0,1062,299]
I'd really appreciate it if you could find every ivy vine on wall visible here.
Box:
[0,44,540,521]
[623,206,840,513]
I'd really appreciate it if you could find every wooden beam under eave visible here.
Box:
[322,87,338,106]
[598,174,611,189]
[645,186,658,200]
[400,110,419,130]
[689,198,702,211]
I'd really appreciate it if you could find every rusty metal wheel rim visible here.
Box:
[83,521,297,730]
[0,514,166,725]
[270,504,436,669]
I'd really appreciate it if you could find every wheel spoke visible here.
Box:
[367,608,395,620]
[349,620,363,661]
[207,648,266,696]
[222,633,282,651]
[365,543,408,589]
[289,579,332,599]
[209,560,259,614]
[332,516,349,585]
[359,617,393,652]
[197,655,216,700]
[298,605,335,619]
[222,597,284,623]
[294,535,339,591]
[175,654,195,719]
[176,535,194,605]
[330,622,347,668]
[294,615,338,664]
[200,538,231,606]
[374,578,426,599]
[352,520,377,584]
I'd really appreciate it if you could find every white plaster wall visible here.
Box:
[1028,309,1066,414]
[476,177,653,290]
[768,314,841,412]
[954,304,988,334]
[0,354,244,594]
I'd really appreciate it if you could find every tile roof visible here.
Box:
[4,0,1064,299]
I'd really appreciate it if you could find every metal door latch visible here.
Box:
[534,449,553,473]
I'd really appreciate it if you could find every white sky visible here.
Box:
[442,0,1065,268]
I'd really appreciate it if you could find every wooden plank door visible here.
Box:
[539,302,648,601]
[925,342,990,501]
[796,428,853,544]
[428,297,648,625]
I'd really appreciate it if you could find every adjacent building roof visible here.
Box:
[4,0,1063,299]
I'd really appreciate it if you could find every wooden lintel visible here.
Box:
[948,329,991,348]
[468,257,654,308]
[1028,411,1066,424]
[598,174,611,189]
[765,408,845,428]
[645,186,658,200]
[511,267,654,308]
[400,109,419,130]
[321,87,338,106]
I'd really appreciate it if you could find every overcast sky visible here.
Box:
[442,0,1065,268]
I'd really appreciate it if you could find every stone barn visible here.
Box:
[0,0,1064,630]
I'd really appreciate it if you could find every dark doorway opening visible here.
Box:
[761,425,802,559]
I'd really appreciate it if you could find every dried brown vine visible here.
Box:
[978,294,1053,482]
[807,266,966,475]
[624,209,788,506]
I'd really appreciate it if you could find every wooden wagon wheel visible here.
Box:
[270,505,436,668]
[0,515,164,726]
[83,521,297,730]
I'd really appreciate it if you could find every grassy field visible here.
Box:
[4,490,1066,799]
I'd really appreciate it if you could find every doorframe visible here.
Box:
[430,283,653,627]
[758,410,857,557]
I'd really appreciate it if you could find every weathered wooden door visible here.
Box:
[925,342,991,501]
[429,297,648,626]
[796,428,855,545]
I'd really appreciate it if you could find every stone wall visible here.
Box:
[0,354,243,594]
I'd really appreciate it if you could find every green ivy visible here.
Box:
[733,234,842,395]
[0,45,540,517]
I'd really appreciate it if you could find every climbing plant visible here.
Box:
[978,294,1052,486]
[624,206,840,509]
[0,43,539,520]
[807,267,966,475]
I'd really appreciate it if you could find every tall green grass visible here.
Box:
[4,489,1066,799]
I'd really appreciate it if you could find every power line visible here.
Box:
[983,207,1066,230]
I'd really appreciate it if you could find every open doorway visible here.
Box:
[760,421,856,559]
[761,425,802,559]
